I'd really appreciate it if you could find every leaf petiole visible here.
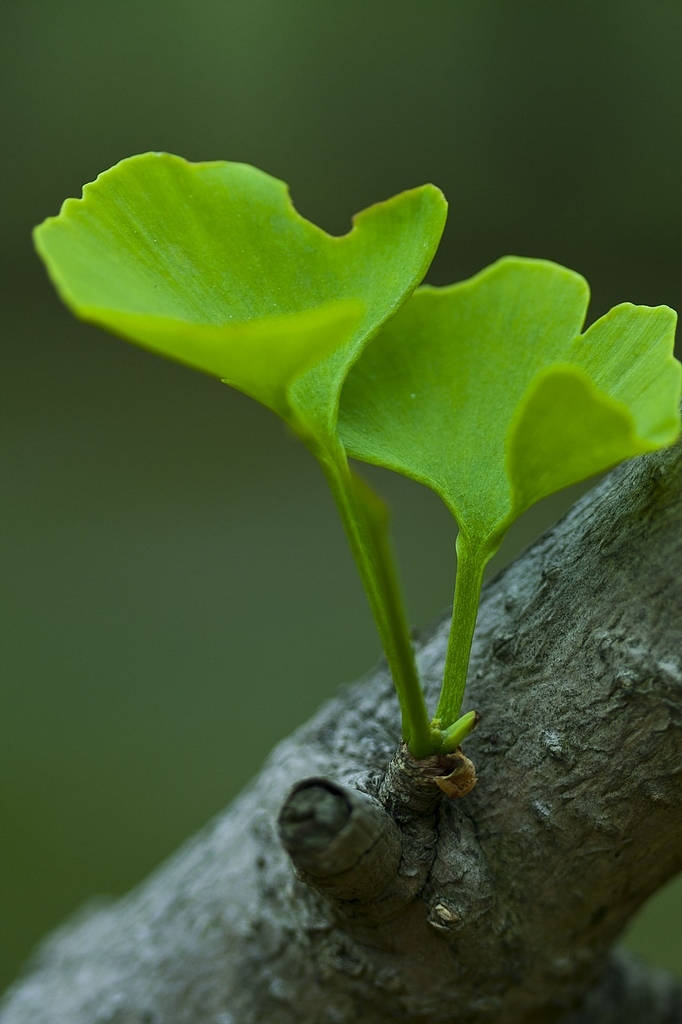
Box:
[314,441,437,757]
[435,534,487,730]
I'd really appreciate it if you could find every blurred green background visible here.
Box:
[1,0,681,993]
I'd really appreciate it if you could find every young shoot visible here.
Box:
[34,155,682,763]
[339,256,682,732]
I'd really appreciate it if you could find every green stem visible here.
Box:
[317,445,435,757]
[435,534,486,729]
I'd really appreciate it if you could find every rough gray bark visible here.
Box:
[2,436,682,1024]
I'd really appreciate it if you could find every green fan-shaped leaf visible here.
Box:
[34,151,447,440]
[339,255,681,727]
[339,256,680,557]
[34,152,449,757]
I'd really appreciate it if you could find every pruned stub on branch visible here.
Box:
[2,439,682,1024]
[278,743,476,920]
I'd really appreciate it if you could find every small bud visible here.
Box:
[435,748,477,799]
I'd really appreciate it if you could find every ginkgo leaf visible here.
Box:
[508,363,665,518]
[34,151,447,442]
[34,151,448,757]
[339,256,681,558]
[49,300,363,420]
[339,255,681,727]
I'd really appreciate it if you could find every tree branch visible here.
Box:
[2,436,682,1024]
